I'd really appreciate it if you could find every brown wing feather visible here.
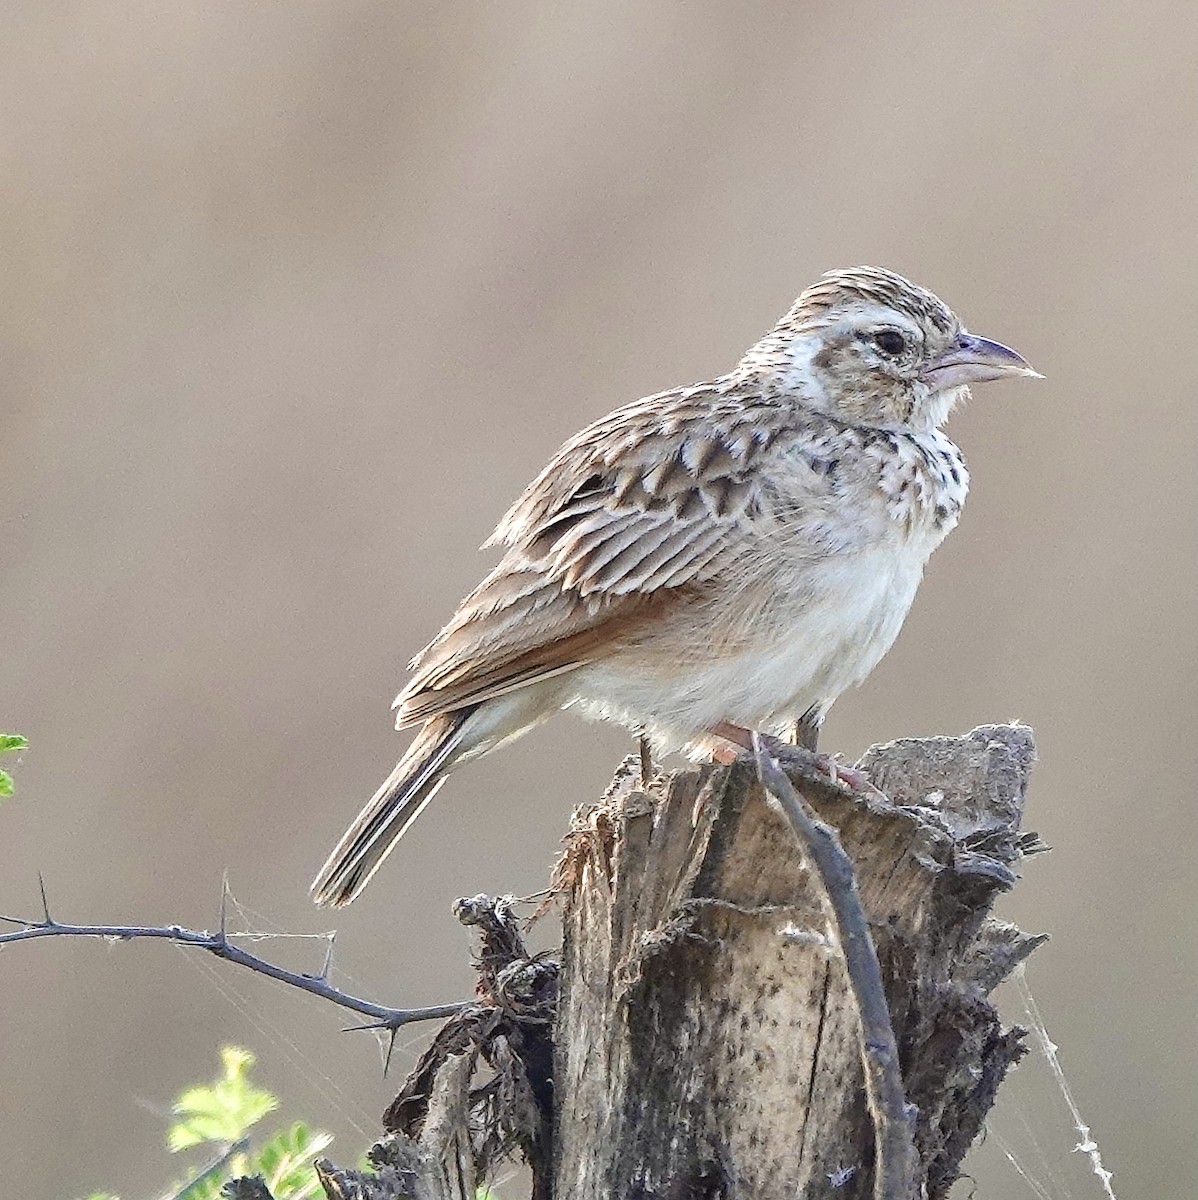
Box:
[395,383,793,727]
[395,582,685,726]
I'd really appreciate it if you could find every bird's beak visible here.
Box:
[922,334,1042,390]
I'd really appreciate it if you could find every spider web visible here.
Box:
[177,885,1115,1200]
[961,964,1120,1200]
[171,878,439,1137]
[176,880,527,1195]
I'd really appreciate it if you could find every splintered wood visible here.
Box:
[553,725,1043,1200]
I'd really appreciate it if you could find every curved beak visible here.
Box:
[922,334,1042,390]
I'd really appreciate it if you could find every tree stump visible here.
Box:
[552,723,1043,1199]
[254,724,1044,1200]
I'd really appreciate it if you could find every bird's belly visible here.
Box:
[569,542,926,752]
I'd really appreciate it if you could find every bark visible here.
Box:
[234,723,1043,1200]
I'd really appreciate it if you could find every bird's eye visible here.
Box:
[874,330,907,356]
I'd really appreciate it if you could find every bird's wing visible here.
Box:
[394,385,802,727]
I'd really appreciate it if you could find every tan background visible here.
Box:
[1,3,1194,1198]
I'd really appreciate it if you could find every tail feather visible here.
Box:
[311,710,473,907]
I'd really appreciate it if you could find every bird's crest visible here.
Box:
[785,266,958,336]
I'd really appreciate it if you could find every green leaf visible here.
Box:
[0,734,25,798]
[172,1166,228,1200]
[255,1122,334,1199]
[167,1047,277,1152]
[90,1046,334,1200]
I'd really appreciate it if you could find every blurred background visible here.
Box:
[1,3,1194,1197]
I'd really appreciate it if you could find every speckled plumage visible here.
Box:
[313,267,1037,905]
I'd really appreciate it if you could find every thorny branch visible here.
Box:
[753,736,919,1200]
[0,876,466,1033]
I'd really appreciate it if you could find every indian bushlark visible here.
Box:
[313,266,1038,906]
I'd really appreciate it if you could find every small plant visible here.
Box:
[83,1046,332,1200]
[0,733,27,797]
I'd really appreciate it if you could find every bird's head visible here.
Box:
[739,266,1040,431]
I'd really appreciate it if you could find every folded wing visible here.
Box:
[394,387,792,727]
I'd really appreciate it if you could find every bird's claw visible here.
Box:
[812,753,873,793]
[743,732,875,795]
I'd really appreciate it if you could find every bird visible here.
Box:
[311,266,1039,906]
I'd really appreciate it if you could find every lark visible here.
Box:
[312,267,1038,906]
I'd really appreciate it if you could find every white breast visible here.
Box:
[569,535,929,754]
[569,427,968,755]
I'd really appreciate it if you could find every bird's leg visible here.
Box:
[711,721,755,752]
[708,721,751,765]
[711,720,874,794]
[792,706,823,752]
[638,734,654,790]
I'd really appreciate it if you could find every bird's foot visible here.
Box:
[809,751,873,793]
[711,722,874,794]
[760,735,874,794]
[710,742,741,766]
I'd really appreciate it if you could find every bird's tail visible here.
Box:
[311,709,474,907]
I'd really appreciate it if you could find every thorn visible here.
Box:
[37,873,53,926]
[383,1026,399,1077]
[219,871,229,939]
[341,1018,394,1034]
[320,932,336,980]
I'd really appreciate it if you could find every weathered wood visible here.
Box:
[551,724,1043,1200]
[234,898,557,1200]
[241,724,1043,1200]
[308,1127,464,1200]
[754,743,919,1200]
